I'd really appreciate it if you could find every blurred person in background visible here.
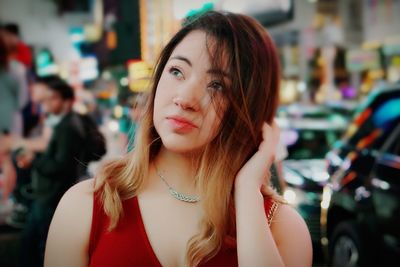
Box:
[0,27,26,138]
[17,77,85,267]
[0,28,20,209]
[46,11,311,267]
[2,23,32,69]
[0,24,29,136]
[1,76,67,154]
[2,23,31,137]
[0,76,62,225]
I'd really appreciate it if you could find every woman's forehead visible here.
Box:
[170,31,209,63]
[169,30,230,73]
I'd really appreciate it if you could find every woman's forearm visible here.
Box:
[235,184,285,267]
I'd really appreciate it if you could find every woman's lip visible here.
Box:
[166,116,198,128]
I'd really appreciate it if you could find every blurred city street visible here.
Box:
[1,0,400,266]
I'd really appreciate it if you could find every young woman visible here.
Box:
[45,11,312,267]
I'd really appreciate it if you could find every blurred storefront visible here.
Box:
[265,0,400,104]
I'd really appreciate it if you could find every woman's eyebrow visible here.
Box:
[207,69,230,80]
[170,55,192,67]
[169,56,230,80]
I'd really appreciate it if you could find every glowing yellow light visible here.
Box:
[283,189,296,205]
[114,105,123,118]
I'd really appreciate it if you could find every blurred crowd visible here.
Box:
[0,23,149,266]
[1,23,31,211]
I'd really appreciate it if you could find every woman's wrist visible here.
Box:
[235,180,260,192]
[234,171,270,193]
[234,179,263,202]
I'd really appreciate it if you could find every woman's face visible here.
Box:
[153,30,229,154]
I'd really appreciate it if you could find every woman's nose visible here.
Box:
[173,96,199,111]
[173,80,205,111]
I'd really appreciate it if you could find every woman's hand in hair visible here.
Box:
[234,121,288,267]
[234,121,280,192]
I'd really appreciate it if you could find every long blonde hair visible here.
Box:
[95,11,284,267]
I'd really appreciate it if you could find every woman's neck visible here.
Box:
[152,147,200,194]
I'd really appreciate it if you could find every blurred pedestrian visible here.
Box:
[1,76,66,155]
[46,11,312,267]
[0,29,20,136]
[0,24,29,136]
[0,76,63,221]
[18,77,85,267]
[2,23,32,69]
[0,29,20,206]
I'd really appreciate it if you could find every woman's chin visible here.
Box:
[161,140,203,155]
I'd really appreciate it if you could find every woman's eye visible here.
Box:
[169,67,184,79]
[208,81,224,92]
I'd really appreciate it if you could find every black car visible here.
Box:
[279,117,346,245]
[322,83,400,267]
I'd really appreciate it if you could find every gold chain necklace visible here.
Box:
[155,166,200,203]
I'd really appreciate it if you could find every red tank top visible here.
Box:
[88,194,278,266]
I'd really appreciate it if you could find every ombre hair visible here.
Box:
[95,11,283,267]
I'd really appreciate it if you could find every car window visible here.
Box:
[285,129,342,160]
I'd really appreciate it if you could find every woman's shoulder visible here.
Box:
[269,201,311,247]
[52,179,95,223]
[77,178,95,190]
[268,202,313,266]
[50,179,95,231]
[45,179,95,266]
[262,194,309,236]
[63,178,95,201]
[271,203,306,226]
